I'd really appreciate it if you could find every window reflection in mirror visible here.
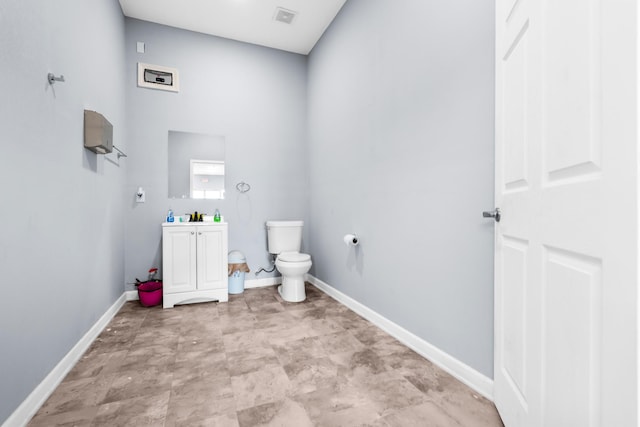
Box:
[190,159,225,199]
[168,131,225,199]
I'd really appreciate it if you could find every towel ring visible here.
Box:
[236,181,251,193]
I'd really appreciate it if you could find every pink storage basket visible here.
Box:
[137,281,163,307]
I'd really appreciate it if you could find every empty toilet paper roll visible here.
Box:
[343,234,359,246]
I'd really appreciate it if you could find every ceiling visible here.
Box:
[118,0,348,55]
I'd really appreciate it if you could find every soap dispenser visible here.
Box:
[214,209,221,222]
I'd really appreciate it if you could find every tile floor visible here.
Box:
[28,284,503,426]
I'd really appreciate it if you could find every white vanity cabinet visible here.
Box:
[162,222,228,308]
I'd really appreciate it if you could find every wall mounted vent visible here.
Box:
[137,62,179,92]
[274,7,297,24]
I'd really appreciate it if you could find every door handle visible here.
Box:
[483,208,501,222]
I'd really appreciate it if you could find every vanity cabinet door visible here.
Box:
[162,226,197,293]
[196,225,228,290]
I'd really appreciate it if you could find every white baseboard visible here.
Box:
[125,290,139,301]
[2,293,128,427]
[305,274,494,401]
[245,276,282,289]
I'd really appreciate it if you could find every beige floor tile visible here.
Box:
[287,306,330,320]
[351,325,394,345]
[248,301,286,315]
[226,345,280,376]
[283,356,340,394]
[178,318,222,335]
[230,365,292,411]
[176,333,224,353]
[92,390,170,426]
[217,298,250,317]
[307,317,347,336]
[37,375,114,416]
[252,311,296,331]
[311,402,383,427]
[130,327,180,349]
[84,330,135,356]
[330,348,389,379]
[428,381,503,427]
[318,330,367,354]
[223,329,270,353]
[236,398,314,427]
[267,321,325,345]
[166,375,236,424]
[28,406,98,427]
[116,343,177,372]
[102,366,173,404]
[173,346,227,370]
[330,310,373,330]
[354,370,428,416]
[381,401,463,427]
[219,311,258,335]
[63,350,128,381]
[272,336,328,365]
[166,411,240,427]
[244,292,280,307]
[293,376,374,420]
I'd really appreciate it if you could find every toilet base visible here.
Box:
[278,277,306,302]
[275,256,311,303]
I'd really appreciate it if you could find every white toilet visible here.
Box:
[266,220,312,302]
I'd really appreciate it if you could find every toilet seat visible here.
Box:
[277,252,311,262]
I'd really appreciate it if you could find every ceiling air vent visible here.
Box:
[274,7,297,24]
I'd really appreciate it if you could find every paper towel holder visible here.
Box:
[84,110,113,154]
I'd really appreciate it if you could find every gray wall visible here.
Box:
[307,0,495,376]
[0,0,127,423]
[124,19,309,289]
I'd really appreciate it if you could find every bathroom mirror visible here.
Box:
[168,131,225,199]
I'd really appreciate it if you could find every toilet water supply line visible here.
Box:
[255,254,277,276]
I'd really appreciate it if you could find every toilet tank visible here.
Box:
[266,220,303,254]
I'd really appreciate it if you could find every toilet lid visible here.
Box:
[278,252,311,262]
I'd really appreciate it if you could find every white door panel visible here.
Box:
[494,0,637,426]
[542,248,602,427]
[543,0,602,180]
[500,236,528,401]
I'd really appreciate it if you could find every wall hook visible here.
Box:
[47,73,65,85]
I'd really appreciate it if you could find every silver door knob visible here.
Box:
[483,208,501,222]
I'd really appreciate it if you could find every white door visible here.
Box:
[494,1,638,426]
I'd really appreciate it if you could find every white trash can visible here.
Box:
[228,250,249,294]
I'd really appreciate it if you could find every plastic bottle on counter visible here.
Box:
[167,208,174,222]
[214,209,221,222]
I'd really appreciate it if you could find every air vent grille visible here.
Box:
[274,7,297,24]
